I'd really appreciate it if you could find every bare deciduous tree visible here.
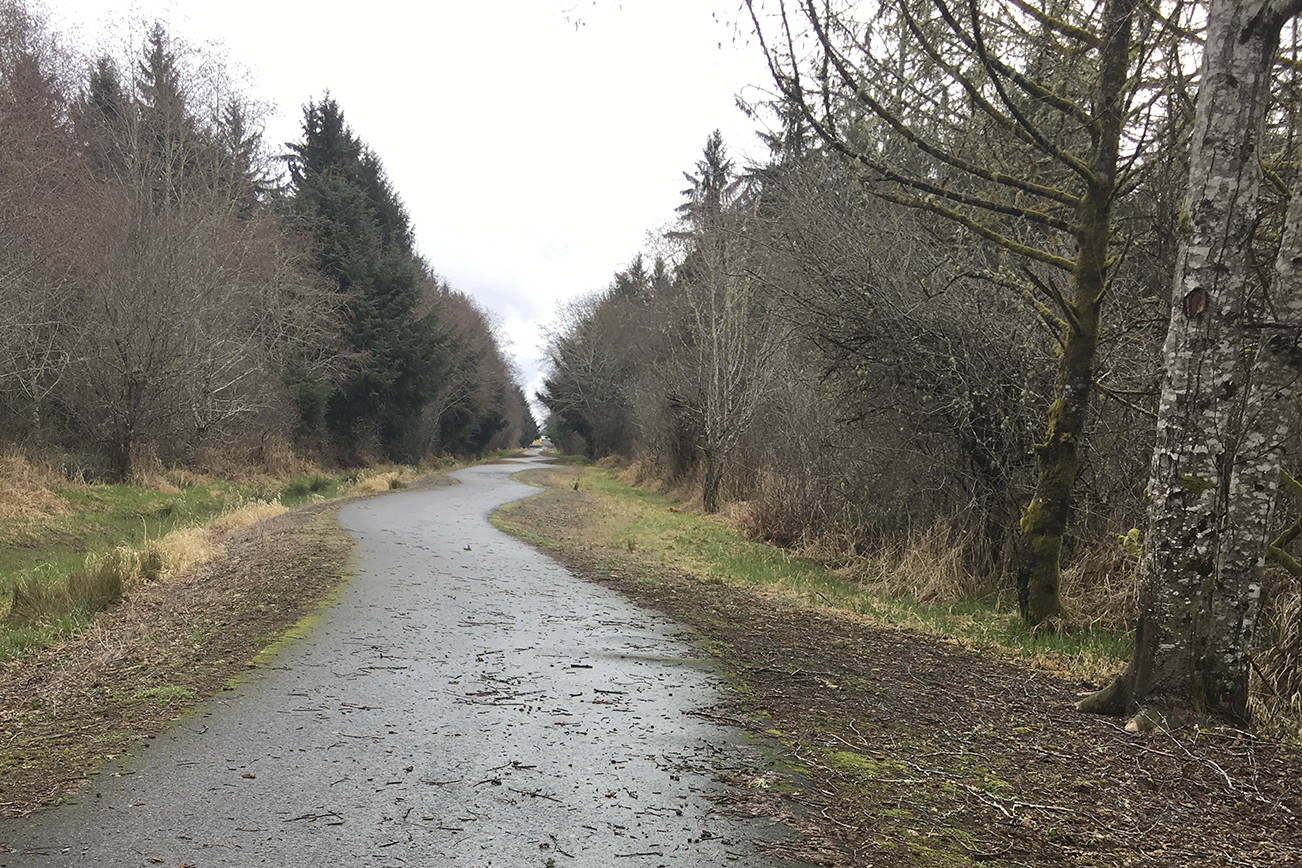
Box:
[0,1,79,437]
[664,131,788,512]
[746,0,1162,623]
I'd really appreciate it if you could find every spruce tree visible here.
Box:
[285,97,439,460]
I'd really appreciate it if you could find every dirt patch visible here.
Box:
[0,507,353,817]
[497,469,1302,867]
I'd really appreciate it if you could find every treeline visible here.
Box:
[542,132,1154,603]
[541,1,1302,728]
[0,2,535,479]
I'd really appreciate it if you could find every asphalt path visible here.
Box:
[0,454,793,866]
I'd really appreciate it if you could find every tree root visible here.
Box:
[1076,674,1131,716]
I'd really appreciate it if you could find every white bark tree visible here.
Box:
[1080,0,1302,725]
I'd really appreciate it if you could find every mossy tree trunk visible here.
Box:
[1014,0,1134,625]
[1014,281,1100,624]
[1080,0,1302,725]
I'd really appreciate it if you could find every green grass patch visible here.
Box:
[278,473,339,502]
[1,481,243,587]
[0,614,90,659]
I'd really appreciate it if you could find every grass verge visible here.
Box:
[0,460,438,660]
[493,464,1129,684]
[0,506,354,817]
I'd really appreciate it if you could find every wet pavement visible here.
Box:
[0,454,793,866]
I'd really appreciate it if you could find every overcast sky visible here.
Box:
[39,0,774,411]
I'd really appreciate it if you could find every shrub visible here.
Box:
[282,478,311,498]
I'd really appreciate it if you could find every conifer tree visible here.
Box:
[285,97,440,459]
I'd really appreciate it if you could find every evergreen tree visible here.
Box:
[71,55,126,179]
[516,387,539,446]
[134,24,197,201]
[285,97,440,460]
[215,100,269,213]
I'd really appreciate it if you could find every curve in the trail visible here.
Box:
[0,455,793,866]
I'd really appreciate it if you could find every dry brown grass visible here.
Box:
[139,499,288,582]
[349,466,422,494]
[189,437,323,483]
[850,516,990,602]
[1058,540,1140,632]
[1252,583,1302,741]
[130,473,181,494]
[0,454,69,520]
[617,457,657,487]
[138,527,220,585]
[208,499,287,535]
[163,467,210,488]
[350,470,402,493]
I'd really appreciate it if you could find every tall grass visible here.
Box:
[9,547,133,626]
[0,453,72,520]
[1252,586,1302,740]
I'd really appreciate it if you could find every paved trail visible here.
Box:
[0,455,792,866]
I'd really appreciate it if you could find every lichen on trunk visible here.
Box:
[1016,273,1102,625]
[1080,0,1302,725]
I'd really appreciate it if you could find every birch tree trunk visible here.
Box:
[1080,0,1302,725]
